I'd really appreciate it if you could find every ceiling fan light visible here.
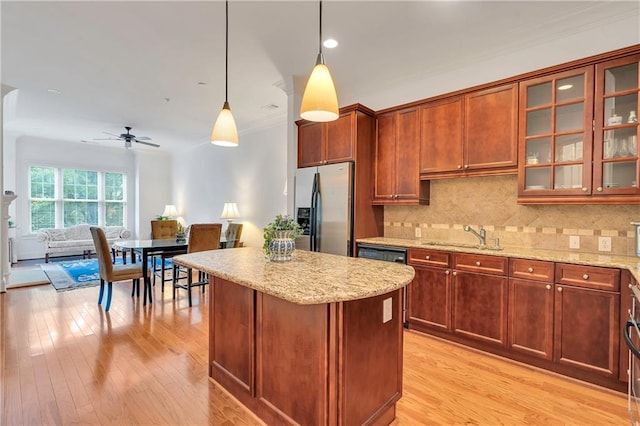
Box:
[211,101,239,147]
[300,58,339,122]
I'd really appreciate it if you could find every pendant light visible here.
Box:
[212,0,239,147]
[300,1,339,122]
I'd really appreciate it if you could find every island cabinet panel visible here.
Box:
[342,289,403,426]
[256,293,329,425]
[210,277,255,395]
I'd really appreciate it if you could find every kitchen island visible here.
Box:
[173,247,415,426]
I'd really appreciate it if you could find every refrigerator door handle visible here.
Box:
[310,172,320,251]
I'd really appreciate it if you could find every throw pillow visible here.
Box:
[48,229,67,241]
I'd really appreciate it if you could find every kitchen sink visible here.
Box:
[421,241,503,251]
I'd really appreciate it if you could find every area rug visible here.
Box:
[41,258,172,291]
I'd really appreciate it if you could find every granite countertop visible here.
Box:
[358,237,640,283]
[173,247,415,305]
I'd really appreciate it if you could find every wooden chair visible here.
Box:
[172,223,222,307]
[150,219,178,290]
[224,223,243,248]
[90,227,145,311]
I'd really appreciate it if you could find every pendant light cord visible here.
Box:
[225,0,229,103]
[318,1,323,56]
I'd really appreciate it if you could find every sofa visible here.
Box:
[37,224,131,262]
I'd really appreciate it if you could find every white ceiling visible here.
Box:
[2,1,639,152]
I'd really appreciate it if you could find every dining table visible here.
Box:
[112,237,229,305]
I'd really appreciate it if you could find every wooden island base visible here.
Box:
[209,277,404,425]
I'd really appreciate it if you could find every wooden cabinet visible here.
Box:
[508,258,555,360]
[553,263,620,377]
[451,253,509,346]
[620,269,636,382]
[373,107,429,205]
[407,248,452,332]
[518,53,640,204]
[297,104,373,168]
[420,84,518,178]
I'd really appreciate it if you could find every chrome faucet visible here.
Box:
[464,225,486,246]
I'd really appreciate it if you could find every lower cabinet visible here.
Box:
[406,248,626,389]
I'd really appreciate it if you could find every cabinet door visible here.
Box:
[508,278,554,360]
[373,112,396,201]
[394,108,421,200]
[620,270,636,382]
[298,121,325,168]
[325,112,354,164]
[465,84,518,171]
[408,265,452,332]
[554,284,619,377]
[452,271,508,346]
[420,97,463,174]
[593,54,640,196]
[518,66,594,197]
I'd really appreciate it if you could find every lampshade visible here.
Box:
[212,1,239,147]
[162,204,178,218]
[300,1,339,122]
[220,202,240,222]
[212,101,239,146]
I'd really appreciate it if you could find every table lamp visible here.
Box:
[220,202,240,223]
[162,204,178,219]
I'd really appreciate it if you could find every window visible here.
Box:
[29,166,126,232]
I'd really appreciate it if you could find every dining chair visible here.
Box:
[90,227,146,311]
[224,223,243,248]
[172,223,222,307]
[150,219,178,290]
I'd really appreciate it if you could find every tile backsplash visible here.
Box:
[384,175,639,256]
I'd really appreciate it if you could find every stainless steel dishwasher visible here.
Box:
[357,243,409,327]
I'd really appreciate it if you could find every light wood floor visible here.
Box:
[1,281,629,425]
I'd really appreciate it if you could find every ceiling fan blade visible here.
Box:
[135,136,152,141]
[135,140,160,148]
[102,131,121,137]
[92,138,121,141]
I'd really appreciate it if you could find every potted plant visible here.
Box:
[263,214,303,261]
[176,222,186,242]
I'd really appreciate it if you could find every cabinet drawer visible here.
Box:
[555,263,620,291]
[509,258,554,282]
[408,248,450,268]
[453,253,507,275]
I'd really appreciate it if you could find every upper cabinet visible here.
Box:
[373,108,430,205]
[420,84,518,178]
[518,54,640,204]
[297,105,374,168]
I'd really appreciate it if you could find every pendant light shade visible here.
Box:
[300,1,339,122]
[212,1,239,147]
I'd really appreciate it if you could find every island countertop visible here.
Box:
[173,247,415,305]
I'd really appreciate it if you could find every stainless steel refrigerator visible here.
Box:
[294,162,354,256]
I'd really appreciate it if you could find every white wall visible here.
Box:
[172,121,287,249]
[135,150,173,239]
[13,136,142,259]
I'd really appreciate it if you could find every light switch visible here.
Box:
[383,297,392,323]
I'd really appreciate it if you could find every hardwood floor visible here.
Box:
[1,281,629,425]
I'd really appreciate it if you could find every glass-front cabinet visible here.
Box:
[518,54,640,203]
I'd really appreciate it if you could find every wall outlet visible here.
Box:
[598,236,612,252]
[569,235,580,249]
[415,227,421,238]
[382,298,392,323]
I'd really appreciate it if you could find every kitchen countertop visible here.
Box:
[173,246,415,305]
[358,237,640,283]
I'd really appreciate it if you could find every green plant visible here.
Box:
[263,214,303,255]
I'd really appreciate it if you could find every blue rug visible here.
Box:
[41,258,172,291]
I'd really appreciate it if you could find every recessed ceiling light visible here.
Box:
[558,84,573,91]
[323,38,338,49]
[47,88,61,94]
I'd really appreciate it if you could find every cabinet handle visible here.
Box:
[596,187,603,192]
[452,271,457,276]
[582,273,589,280]
[557,286,563,292]
[457,165,462,170]
[425,255,430,260]
[475,261,481,266]
[546,284,551,290]
[630,283,634,289]
[527,267,534,273]
[445,270,450,275]
[582,187,588,192]
[464,164,469,169]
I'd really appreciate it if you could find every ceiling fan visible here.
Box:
[91,126,160,148]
